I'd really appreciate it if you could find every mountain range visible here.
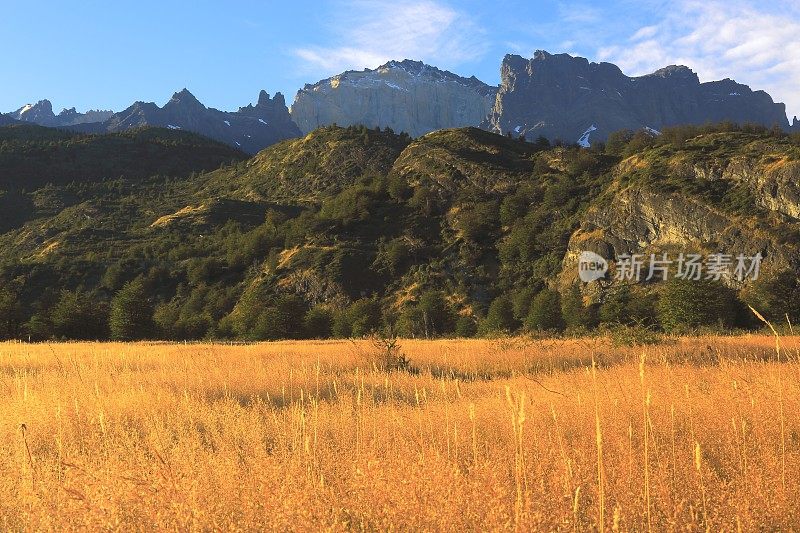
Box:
[67,89,301,155]
[3,51,799,152]
[483,51,794,146]
[10,99,113,127]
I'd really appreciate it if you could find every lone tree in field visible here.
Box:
[110,277,154,340]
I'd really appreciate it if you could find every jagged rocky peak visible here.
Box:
[290,59,498,137]
[244,90,288,112]
[13,99,55,122]
[238,90,299,124]
[59,107,79,117]
[483,50,791,146]
[167,88,205,110]
[79,88,301,154]
[648,65,698,81]
[9,99,113,127]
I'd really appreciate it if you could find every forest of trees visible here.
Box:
[0,271,797,341]
[0,122,799,342]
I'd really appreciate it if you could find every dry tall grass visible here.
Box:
[1,336,798,530]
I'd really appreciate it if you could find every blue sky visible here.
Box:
[3,0,799,118]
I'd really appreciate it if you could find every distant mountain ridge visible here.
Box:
[71,89,301,154]
[5,52,799,149]
[290,59,497,137]
[10,99,113,126]
[483,51,793,145]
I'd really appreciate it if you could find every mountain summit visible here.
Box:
[483,51,791,145]
[72,90,301,154]
[10,99,113,127]
[290,60,497,137]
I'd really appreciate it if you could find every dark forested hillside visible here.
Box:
[0,125,245,188]
[1,122,799,341]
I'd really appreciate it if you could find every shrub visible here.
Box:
[0,287,23,340]
[51,290,109,340]
[251,295,307,340]
[478,296,517,335]
[334,298,383,338]
[599,285,657,327]
[657,278,738,333]
[304,307,333,339]
[511,286,537,322]
[110,277,154,340]
[454,316,477,338]
[417,290,455,337]
[525,289,565,332]
[561,283,590,329]
[742,270,800,325]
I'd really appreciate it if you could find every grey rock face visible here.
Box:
[562,183,799,293]
[707,157,800,220]
[73,89,302,154]
[484,51,791,146]
[290,59,497,137]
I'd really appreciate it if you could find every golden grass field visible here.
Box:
[1,336,798,531]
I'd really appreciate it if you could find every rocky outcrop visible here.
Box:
[290,60,497,137]
[72,89,302,154]
[484,51,791,146]
[563,185,799,290]
[715,158,800,220]
[10,99,113,127]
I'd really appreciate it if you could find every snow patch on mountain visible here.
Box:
[578,125,597,148]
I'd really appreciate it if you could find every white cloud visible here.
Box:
[629,25,658,41]
[596,0,800,119]
[557,3,603,24]
[293,0,487,76]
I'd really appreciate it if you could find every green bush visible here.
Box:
[51,290,109,340]
[110,278,154,340]
[525,289,564,332]
[0,287,23,340]
[478,296,517,335]
[304,307,333,339]
[742,270,800,325]
[561,283,591,329]
[251,295,307,340]
[599,285,657,327]
[333,298,383,338]
[454,316,477,338]
[657,278,738,333]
